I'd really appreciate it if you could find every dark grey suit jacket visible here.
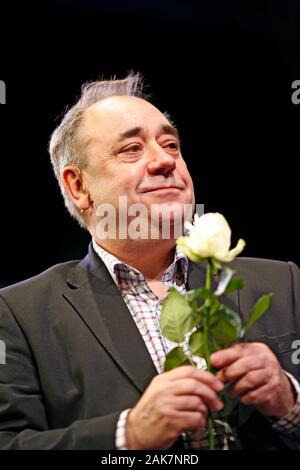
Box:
[0,244,299,449]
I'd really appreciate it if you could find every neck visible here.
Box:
[93,237,176,280]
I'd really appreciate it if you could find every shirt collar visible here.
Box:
[92,238,188,288]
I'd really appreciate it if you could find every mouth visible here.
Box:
[139,185,184,193]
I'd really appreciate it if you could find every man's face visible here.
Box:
[80,96,195,236]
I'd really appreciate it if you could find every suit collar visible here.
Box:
[64,243,157,394]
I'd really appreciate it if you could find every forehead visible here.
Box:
[82,95,171,144]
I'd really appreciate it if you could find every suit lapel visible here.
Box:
[63,244,157,394]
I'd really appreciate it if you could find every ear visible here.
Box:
[61,166,90,211]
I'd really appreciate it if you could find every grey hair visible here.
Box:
[49,72,147,227]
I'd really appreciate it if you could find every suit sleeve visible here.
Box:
[270,262,300,445]
[0,296,121,449]
[288,261,300,337]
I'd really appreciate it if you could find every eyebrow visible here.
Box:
[117,124,180,142]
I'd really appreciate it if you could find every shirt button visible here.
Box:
[129,270,136,278]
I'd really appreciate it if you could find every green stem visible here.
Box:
[208,416,215,450]
[204,260,212,371]
[205,260,212,291]
[204,259,216,450]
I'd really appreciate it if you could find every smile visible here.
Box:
[139,186,184,193]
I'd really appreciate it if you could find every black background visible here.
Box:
[0,0,299,286]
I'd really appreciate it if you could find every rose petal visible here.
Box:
[221,239,246,262]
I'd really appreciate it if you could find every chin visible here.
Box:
[148,209,186,240]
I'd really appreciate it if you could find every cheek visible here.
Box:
[128,163,144,179]
[178,162,194,192]
[103,164,144,198]
[120,164,145,192]
[180,166,195,208]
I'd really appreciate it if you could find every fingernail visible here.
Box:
[211,354,219,366]
[214,381,224,391]
[217,401,224,411]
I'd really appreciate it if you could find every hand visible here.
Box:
[125,366,224,450]
[211,342,296,418]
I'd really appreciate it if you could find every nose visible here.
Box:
[147,147,176,177]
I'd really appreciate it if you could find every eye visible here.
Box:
[166,142,179,149]
[122,144,142,153]
[163,140,180,151]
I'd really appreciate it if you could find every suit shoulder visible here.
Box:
[230,256,289,270]
[0,260,81,300]
[230,256,297,292]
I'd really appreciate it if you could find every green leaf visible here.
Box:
[160,289,198,342]
[189,330,223,365]
[186,288,212,303]
[214,268,235,296]
[209,296,221,315]
[189,331,206,357]
[209,307,242,348]
[242,294,272,336]
[225,277,245,293]
[164,347,193,371]
[208,331,223,354]
[185,289,215,319]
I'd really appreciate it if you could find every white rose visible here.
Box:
[177,212,245,263]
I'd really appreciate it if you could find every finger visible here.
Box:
[176,410,207,432]
[210,345,244,369]
[194,382,224,411]
[211,343,271,369]
[239,383,273,406]
[172,375,224,394]
[172,395,208,416]
[169,379,223,411]
[162,366,224,391]
[229,369,271,397]
[220,355,266,382]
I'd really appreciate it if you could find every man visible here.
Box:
[0,73,299,449]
